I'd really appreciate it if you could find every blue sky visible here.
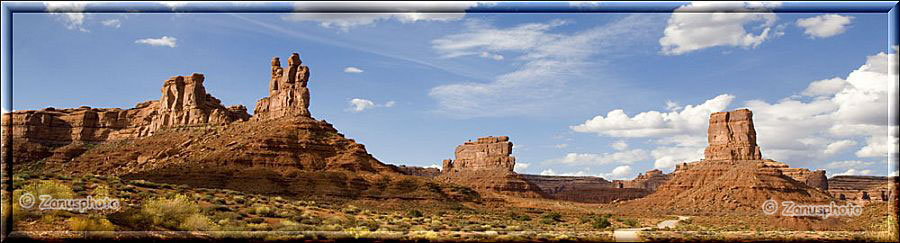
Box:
[3,2,898,179]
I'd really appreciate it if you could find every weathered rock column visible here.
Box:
[703,108,762,161]
[254,52,312,121]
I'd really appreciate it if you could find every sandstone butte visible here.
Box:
[623,109,839,213]
[1,52,477,201]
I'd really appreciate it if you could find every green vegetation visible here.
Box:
[68,215,115,231]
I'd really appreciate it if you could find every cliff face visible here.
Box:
[442,136,515,174]
[704,109,762,161]
[153,73,250,132]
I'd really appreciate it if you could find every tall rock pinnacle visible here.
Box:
[253,52,312,120]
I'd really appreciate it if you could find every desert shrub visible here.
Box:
[341,204,360,214]
[179,213,215,231]
[592,216,611,229]
[13,180,76,220]
[247,223,272,231]
[91,185,111,198]
[140,194,200,229]
[540,212,563,224]
[622,218,640,227]
[248,217,265,224]
[68,215,115,231]
[254,205,275,217]
[407,209,423,218]
[510,212,532,221]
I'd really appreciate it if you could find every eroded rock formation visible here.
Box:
[437,136,543,197]
[442,136,515,174]
[152,73,250,132]
[704,109,762,161]
[253,53,312,120]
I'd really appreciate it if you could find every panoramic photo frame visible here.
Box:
[1,1,899,242]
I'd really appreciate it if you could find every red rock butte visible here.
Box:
[703,108,762,161]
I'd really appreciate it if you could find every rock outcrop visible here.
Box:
[437,136,543,198]
[442,136,515,174]
[152,73,250,132]
[253,53,312,120]
[396,165,441,178]
[703,109,762,161]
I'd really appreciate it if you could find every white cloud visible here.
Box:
[802,77,847,97]
[135,36,178,48]
[606,165,633,179]
[514,162,530,172]
[539,165,634,180]
[823,140,857,155]
[554,144,569,149]
[825,160,873,169]
[281,2,481,31]
[429,15,661,118]
[833,168,873,176]
[571,94,734,137]
[101,19,121,28]
[348,98,396,112]
[45,2,89,32]
[611,140,628,151]
[425,164,441,169]
[547,149,649,165]
[796,14,854,39]
[659,2,780,55]
[349,98,376,112]
[651,145,704,171]
[344,66,364,73]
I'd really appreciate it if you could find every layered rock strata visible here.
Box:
[442,136,515,174]
[703,109,762,161]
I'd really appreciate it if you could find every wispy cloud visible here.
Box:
[135,36,177,48]
[344,66,364,73]
[45,2,89,32]
[429,15,663,118]
[101,19,121,28]
[281,2,481,31]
